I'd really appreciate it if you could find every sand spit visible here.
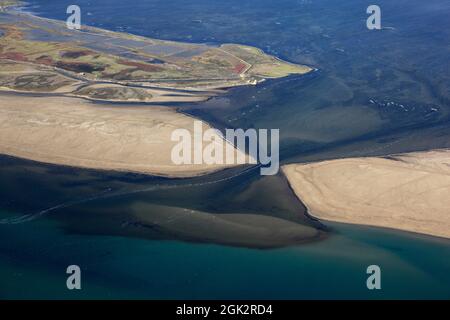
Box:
[0,94,247,177]
[283,150,450,238]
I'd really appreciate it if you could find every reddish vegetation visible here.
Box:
[0,52,28,62]
[233,63,247,74]
[35,55,54,65]
[117,59,163,72]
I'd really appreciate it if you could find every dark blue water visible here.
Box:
[1,0,449,299]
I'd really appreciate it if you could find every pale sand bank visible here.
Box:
[283,150,450,238]
[0,94,247,177]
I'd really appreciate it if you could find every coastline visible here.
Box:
[1,6,313,94]
[283,150,450,239]
[0,94,250,178]
[0,3,311,177]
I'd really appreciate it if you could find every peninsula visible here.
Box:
[0,2,311,177]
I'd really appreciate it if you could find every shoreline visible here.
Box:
[1,6,313,94]
[282,150,450,239]
[0,94,250,178]
[0,4,311,178]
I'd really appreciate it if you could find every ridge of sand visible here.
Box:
[0,94,248,177]
[283,150,450,238]
[129,203,321,249]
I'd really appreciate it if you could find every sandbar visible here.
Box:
[283,150,450,238]
[0,94,246,177]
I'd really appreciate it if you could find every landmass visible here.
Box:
[0,2,311,176]
[283,150,450,238]
[0,3,311,102]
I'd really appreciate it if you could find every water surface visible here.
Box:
[0,0,449,299]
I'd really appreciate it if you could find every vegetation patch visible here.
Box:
[55,61,105,73]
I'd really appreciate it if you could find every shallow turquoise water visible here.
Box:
[1,207,449,299]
